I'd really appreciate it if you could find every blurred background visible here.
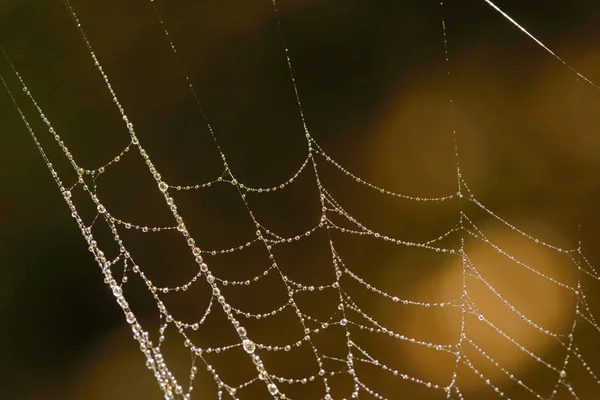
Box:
[1,0,600,399]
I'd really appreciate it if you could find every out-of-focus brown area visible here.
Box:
[1,0,600,399]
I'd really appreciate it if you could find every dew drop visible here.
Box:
[243,339,256,354]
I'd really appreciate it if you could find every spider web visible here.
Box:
[1,0,600,399]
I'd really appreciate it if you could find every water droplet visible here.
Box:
[267,383,278,395]
[243,339,255,354]
[112,286,123,297]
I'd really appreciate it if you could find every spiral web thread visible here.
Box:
[1,0,600,399]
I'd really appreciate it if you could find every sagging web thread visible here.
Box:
[1,0,600,399]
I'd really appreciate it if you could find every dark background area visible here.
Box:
[1,0,600,399]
